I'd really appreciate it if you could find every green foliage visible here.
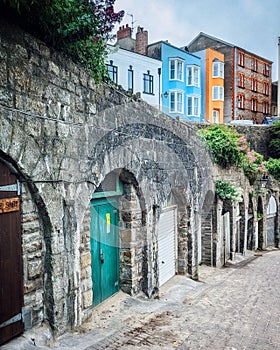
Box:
[199,125,267,184]
[215,180,243,202]
[1,0,124,83]
[268,121,280,158]
[241,150,266,185]
[199,125,242,168]
[266,158,280,181]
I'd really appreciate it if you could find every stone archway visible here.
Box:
[266,195,277,247]
[247,195,255,250]
[257,196,264,250]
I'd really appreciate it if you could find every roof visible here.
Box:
[188,32,273,64]
[148,40,201,60]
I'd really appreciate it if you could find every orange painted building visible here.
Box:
[205,48,224,123]
[192,48,224,123]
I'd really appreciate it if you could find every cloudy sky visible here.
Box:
[113,0,280,81]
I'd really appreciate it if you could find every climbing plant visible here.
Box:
[1,0,124,83]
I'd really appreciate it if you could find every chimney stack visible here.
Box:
[135,26,148,55]
[117,24,132,40]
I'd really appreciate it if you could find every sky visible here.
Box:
[113,0,280,81]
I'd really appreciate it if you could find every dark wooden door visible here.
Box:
[0,161,24,345]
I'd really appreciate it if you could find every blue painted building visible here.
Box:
[148,41,202,122]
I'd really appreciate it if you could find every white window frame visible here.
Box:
[212,61,224,78]
[186,65,200,87]
[262,101,269,114]
[187,95,200,117]
[169,58,184,81]
[212,110,219,123]
[251,98,258,112]
[237,94,245,109]
[169,90,184,114]
[251,78,258,92]
[212,86,224,101]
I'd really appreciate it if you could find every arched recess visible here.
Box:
[80,169,147,310]
[266,195,277,247]
[0,159,24,345]
[200,190,215,266]
[257,196,264,250]
[156,188,192,287]
[0,155,53,344]
[247,195,255,250]
[236,199,245,254]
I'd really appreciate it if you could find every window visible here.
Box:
[212,110,219,123]
[187,65,200,87]
[251,58,258,72]
[143,70,154,94]
[238,73,245,88]
[212,86,224,100]
[107,60,118,84]
[169,58,183,81]
[237,94,245,109]
[263,64,270,77]
[212,60,224,78]
[251,78,258,92]
[263,82,269,95]
[238,52,245,67]
[128,65,133,93]
[170,91,184,113]
[187,96,200,117]
[251,98,258,112]
[262,101,269,114]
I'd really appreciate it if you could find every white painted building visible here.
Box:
[106,45,162,109]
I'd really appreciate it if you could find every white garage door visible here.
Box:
[158,206,177,286]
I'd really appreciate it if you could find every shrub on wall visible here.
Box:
[268,121,280,158]
[199,125,242,168]
[215,180,243,202]
[1,0,124,83]
[266,158,280,181]
[199,125,266,184]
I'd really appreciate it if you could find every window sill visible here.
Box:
[143,92,155,95]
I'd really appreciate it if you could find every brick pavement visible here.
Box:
[4,249,280,350]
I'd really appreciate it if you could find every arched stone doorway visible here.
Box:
[88,169,147,307]
[266,195,277,247]
[247,195,255,250]
[0,159,24,345]
[257,196,264,250]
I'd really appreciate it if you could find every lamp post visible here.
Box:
[258,173,269,189]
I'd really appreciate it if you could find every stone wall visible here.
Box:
[0,17,278,341]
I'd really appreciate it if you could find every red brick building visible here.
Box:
[187,33,273,124]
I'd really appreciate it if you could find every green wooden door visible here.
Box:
[90,199,119,306]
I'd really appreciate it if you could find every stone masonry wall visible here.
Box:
[0,17,277,339]
[21,183,44,329]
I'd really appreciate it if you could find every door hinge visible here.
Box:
[0,180,21,195]
[0,313,22,329]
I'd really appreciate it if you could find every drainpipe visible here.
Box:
[158,68,161,110]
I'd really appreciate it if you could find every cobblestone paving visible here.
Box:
[5,250,280,350]
[85,250,280,350]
